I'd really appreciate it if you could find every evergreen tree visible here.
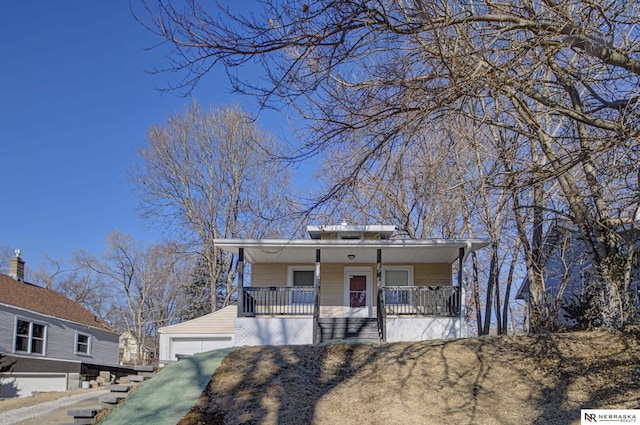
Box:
[178,258,212,321]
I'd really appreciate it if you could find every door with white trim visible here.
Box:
[344,267,372,317]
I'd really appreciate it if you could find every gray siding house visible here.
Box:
[516,219,640,327]
[0,253,119,397]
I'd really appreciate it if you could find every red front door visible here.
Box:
[349,275,367,307]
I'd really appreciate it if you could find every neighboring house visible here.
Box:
[0,252,120,397]
[119,331,156,366]
[215,223,489,346]
[157,305,235,366]
[516,218,640,326]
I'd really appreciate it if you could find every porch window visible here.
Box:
[15,319,46,355]
[289,267,315,304]
[383,267,413,305]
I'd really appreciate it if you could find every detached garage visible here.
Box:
[158,305,236,366]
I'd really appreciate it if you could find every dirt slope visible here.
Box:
[179,330,640,425]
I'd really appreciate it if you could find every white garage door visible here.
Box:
[170,337,233,360]
[0,373,67,398]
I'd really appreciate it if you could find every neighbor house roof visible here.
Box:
[158,305,236,335]
[0,273,115,333]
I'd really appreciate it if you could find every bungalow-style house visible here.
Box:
[157,305,235,366]
[215,224,489,346]
[0,252,120,397]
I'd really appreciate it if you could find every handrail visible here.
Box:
[377,287,386,342]
[381,286,461,317]
[312,285,320,344]
[240,286,316,316]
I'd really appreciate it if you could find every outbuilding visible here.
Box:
[157,305,235,366]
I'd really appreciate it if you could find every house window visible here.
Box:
[76,333,91,355]
[15,319,46,355]
[289,267,315,304]
[383,266,414,305]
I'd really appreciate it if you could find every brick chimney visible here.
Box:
[9,249,25,282]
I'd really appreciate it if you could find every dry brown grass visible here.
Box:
[179,330,640,425]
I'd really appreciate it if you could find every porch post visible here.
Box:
[376,249,382,290]
[458,247,464,287]
[313,249,321,344]
[458,246,466,337]
[237,248,244,318]
[377,248,386,342]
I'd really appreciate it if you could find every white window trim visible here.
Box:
[13,317,47,356]
[287,266,315,287]
[75,331,92,356]
[381,265,414,287]
[382,266,414,307]
[287,266,315,305]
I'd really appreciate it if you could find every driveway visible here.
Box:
[0,390,108,425]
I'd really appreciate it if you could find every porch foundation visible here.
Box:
[235,317,314,346]
[385,317,463,342]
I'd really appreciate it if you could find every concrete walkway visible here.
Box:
[0,390,108,425]
[101,348,234,425]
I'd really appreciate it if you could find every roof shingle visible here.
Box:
[0,273,115,333]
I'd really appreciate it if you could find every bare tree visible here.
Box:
[137,0,640,331]
[0,244,13,275]
[132,101,291,312]
[31,252,113,319]
[80,232,186,362]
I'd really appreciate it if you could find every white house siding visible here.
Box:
[0,304,119,366]
[385,317,463,342]
[234,317,314,346]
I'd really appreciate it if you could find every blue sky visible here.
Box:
[0,1,296,272]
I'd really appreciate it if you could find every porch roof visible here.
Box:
[214,238,490,264]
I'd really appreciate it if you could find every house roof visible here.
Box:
[0,273,115,333]
[214,238,490,264]
[158,305,236,335]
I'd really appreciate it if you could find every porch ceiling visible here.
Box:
[214,238,490,264]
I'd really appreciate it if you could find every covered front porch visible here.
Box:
[215,236,489,346]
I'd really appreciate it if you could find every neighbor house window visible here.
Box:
[289,267,315,304]
[76,333,91,355]
[383,266,414,305]
[15,319,46,355]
